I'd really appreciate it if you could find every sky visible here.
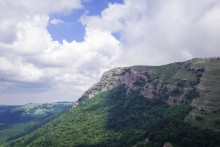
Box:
[0,0,220,105]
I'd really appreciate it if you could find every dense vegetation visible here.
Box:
[0,108,35,124]
[0,103,71,142]
[10,85,220,146]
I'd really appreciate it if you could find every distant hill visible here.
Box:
[4,58,220,146]
[0,102,71,142]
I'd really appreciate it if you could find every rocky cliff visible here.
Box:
[78,57,220,131]
[78,58,214,105]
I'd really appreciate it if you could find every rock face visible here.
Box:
[78,58,210,105]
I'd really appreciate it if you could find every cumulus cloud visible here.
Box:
[0,0,220,104]
[81,0,220,65]
[0,0,121,104]
[0,0,82,44]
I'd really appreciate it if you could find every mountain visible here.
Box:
[80,57,220,131]
[0,102,71,143]
[4,58,220,146]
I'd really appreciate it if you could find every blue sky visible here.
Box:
[0,0,220,105]
[48,0,123,42]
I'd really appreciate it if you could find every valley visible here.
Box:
[0,102,71,143]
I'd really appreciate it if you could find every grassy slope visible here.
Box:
[186,59,220,131]
[9,85,220,147]
[132,62,198,87]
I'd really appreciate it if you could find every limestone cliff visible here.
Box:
[78,58,216,105]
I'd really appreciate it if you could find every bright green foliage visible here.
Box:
[10,85,220,147]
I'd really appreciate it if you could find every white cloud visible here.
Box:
[0,57,44,82]
[81,0,220,65]
[0,0,220,104]
[0,0,82,44]
[0,0,82,16]
[50,19,65,25]
[0,0,122,104]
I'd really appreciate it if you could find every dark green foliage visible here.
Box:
[121,68,131,76]
[195,68,205,74]
[0,103,71,142]
[0,106,18,111]
[0,109,35,124]
[195,116,203,121]
[185,88,200,100]
[0,103,71,125]
[133,78,146,86]
[6,111,64,141]
[78,95,88,102]
[170,88,183,97]
[176,80,186,87]
[213,120,220,129]
[10,85,220,147]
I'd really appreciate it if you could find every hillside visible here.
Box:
[0,102,71,142]
[186,58,220,130]
[6,58,220,146]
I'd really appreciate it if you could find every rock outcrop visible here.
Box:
[78,58,210,105]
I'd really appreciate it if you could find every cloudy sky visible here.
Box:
[0,0,220,105]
